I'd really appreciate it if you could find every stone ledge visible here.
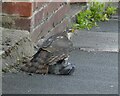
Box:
[0,15,31,31]
[1,27,34,69]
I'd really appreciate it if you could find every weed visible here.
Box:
[73,2,117,30]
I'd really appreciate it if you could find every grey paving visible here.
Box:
[71,30,118,52]
[2,50,118,94]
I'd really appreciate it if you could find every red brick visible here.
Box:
[32,0,50,2]
[36,18,54,39]
[32,13,55,42]
[52,19,68,34]
[2,15,31,31]
[43,20,53,33]
[33,2,44,12]
[31,25,43,43]
[70,0,87,2]
[43,2,62,19]
[33,2,37,12]
[40,19,53,35]
[14,18,31,31]
[34,9,44,28]
[43,19,68,41]
[0,1,2,13]
[36,2,46,10]
[51,0,67,2]
[32,18,54,42]
[2,2,32,17]
[52,4,70,26]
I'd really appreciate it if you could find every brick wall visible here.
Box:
[1,2,86,45]
[2,2,32,31]
[31,2,70,43]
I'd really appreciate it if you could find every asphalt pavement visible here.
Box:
[2,50,118,94]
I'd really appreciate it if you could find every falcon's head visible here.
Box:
[66,28,75,40]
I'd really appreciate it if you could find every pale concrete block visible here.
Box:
[1,27,35,70]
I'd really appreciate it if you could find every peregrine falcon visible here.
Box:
[21,32,75,75]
